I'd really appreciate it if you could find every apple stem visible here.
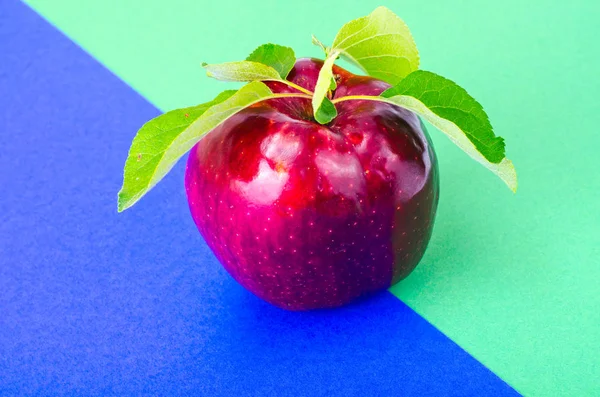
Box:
[331,95,383,104]
[272,93,313,101]
[270,79,314,96]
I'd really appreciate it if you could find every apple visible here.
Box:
[184,58,439,310]
[120,8,514,310]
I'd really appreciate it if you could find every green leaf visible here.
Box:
[246,43,296,79]
[379,70,516,191]
[203,61,280,82]
[203,44,296,83]
[382,70,505,163]
[315,97,337,125]
[329,76,337,91]
[312,51,339,124]
[118,82,275,211]
[330,6,419,85]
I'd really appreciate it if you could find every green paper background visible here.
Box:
[24,0,600,395]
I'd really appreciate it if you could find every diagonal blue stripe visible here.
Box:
[0,1,518,395]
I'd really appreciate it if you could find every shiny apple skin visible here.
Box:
[185,59,439,310]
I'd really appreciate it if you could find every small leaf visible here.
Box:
[118,82,275,211]
[329,77,337,91]
[203,61,280,82]
[379,70,516,191]
[312,52,339,124]
[246,43,296,79]
[315,97,337,124]
[330,6,419,85]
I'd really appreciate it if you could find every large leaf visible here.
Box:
[312,52,339,124]
[330,6,419,85]
[382,70,505,163]
[246,43,296,79]
[118,82,275,211]
[379,71,516,191]
[203,61,280,82]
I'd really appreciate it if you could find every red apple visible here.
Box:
[185,58,439,310]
